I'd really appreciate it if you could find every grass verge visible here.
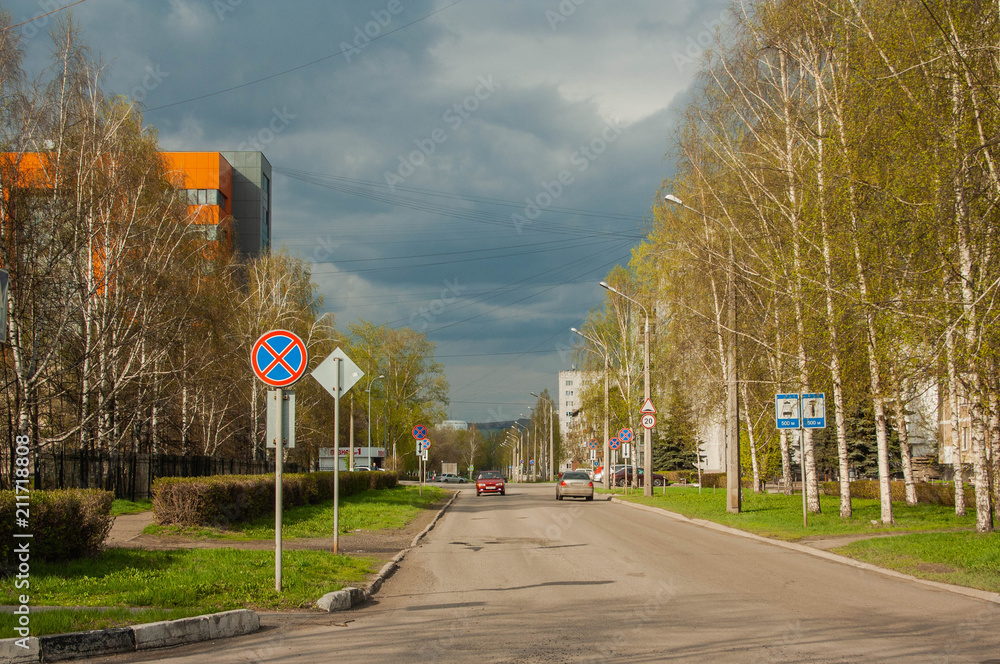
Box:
[143,485,448,540]
[0,607,207,638]
[0,547,377,615]
[111,498,153,516]
[833,531,1000,593]
[609,485,976,540]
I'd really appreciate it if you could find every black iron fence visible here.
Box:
[34,451,303,501]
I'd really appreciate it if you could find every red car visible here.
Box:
[476,471,506,496]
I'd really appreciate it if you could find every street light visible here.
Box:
[530,391,555,482]
[366,374,385,470]
[599,281,653,497]
[664,193,740,514]
[571,327,612,491]
[513,418,529,482]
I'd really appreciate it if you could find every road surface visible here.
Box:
[89,484,1000,663]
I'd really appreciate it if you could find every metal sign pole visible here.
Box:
[274,388,283,592]
[800,417,808,528]
[333,357,341,553]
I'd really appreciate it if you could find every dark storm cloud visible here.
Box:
[7,0,730,422]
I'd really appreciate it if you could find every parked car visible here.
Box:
[475,471,506,496]
[353,466,370,471]
[439,473,468,483]
[612,467,667,487]
[556,470,594,500]
[593,464,627,483]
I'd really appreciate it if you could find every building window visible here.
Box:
[565,390,574,396]
[565,380,573,386]
[184,189,226,206]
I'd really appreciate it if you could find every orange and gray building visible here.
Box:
[161,150,272,258]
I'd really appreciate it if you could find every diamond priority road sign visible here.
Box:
[311,347,364,398]
[252,330,308,387]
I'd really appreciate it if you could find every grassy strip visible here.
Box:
[833,532,1000,593]
[0,548,376,613]
[111,499,153,516]
[143,485,448,540]
[0,607,207,638]
[610,486,976,540]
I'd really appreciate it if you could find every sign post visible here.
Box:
[252,330,308,592]
[776,393,826,528]
[312,348,364,554]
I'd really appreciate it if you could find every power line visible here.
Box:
[144,0,467,112]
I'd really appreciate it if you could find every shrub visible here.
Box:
[820,480,976,506]
[700,473,726,489]
[661,471,697,483]
[0,489,113,566]
[152,471,398,527]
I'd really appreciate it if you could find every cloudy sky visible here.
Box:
[11,0,729,424]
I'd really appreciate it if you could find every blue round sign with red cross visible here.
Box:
[619,428,634,443]
[609,437,621,450]
[412,425,427,440]
[251,330,308,388]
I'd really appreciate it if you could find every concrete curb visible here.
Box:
[0,609,259,663]
[316,489,459,612]
[609,497,1000,606]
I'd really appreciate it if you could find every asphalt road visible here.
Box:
[88,484,1000,663]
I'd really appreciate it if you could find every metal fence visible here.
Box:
[34,451,302,501]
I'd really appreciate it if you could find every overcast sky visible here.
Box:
[10,0,729,424]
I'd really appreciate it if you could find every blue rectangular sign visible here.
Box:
[802,393,826,429]
[775,394,800,429]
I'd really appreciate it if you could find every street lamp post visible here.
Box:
[366,374,385,470]
[513,420,528,482]
[600,282,653,497]
[530,391,555,482]
[664,194,740,514]
[571,328,611,491]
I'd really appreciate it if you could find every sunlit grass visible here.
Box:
[143,485,448,539]
[834,531,1000,593]
[613,486,977,540]
[0,548,376,613]
[0,607,207,638]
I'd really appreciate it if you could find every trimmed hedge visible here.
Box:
[660,471,697,483]
[820,480,976,506]
[0,489,113,566]
[152,471,399,527]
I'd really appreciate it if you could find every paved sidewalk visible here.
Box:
[105,512,156,547]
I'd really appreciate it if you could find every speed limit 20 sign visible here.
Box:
[641,413,656,429]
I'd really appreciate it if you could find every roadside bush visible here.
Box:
[152,471,398,527]
[0,489,113,566]
[700,473,726,489]
[661,471,696,483]
[820,480,975,506]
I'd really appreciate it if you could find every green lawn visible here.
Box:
[834,532,1000,593]
[143,485,448,539]
[611,486,977,540]
[0,547,376,616]
[111,498,153,516]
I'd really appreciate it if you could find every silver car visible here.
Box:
[556,471,594,500]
